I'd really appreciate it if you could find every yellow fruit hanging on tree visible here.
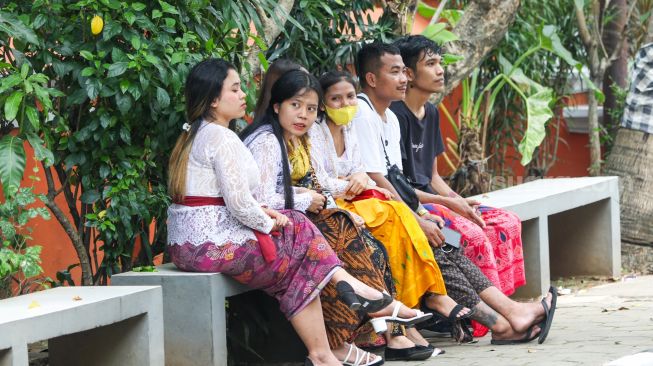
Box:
[91,15,103,35]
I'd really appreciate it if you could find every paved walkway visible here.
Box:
[395,276,653,366]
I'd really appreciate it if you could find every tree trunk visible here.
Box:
[602,0,628,133]
[587,79,602,176]
[435,0,521,102]
[245,0,295,73]
[603,13,653,247]
[603,129,653,246]
[449,125,490,196]
[42,164,93,285]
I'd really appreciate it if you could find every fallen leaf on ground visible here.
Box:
[28,301,40,309]
[558,287,572,295]
[72,296,82,301]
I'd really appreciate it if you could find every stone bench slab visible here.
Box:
[471,177,621,297]
[0,286,164,366]
[112,263,249,366]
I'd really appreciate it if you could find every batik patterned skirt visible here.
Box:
[308,208,389,349]
[168,209,341,318]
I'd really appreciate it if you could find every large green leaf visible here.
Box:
[0,135,26,197]
[0,10,39,45]
[518,87,554,165]
[25,133,54,167]
[540,25,604,103]
[4,90,25,122]
[422,23,459,44]
[417,1,436,19]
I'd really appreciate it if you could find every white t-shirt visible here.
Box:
[351,93,403,175]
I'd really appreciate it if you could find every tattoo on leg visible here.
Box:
[471,302,498,327]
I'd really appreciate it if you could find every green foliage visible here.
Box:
[0,186,51,298]
[0,0,286,284]
[1,0,397,286]
[266,1,396,74]
[475,0,598,175]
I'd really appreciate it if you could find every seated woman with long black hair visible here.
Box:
[241,69,436,364]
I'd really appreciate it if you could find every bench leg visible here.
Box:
[549,198,621,279]
[514,216,550,298]
[49,313,163,366]
[0,344,27,366]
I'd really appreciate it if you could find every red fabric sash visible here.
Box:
[349,189,389,202]
[180,196,278,263]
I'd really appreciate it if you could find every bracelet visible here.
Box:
[417,207,429,216]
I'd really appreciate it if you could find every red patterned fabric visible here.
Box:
[348,189,389,202]
[179,196,278,263]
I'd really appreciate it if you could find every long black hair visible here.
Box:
[241,69,323,209]
[253,59,303,118]
[169,58,235,202]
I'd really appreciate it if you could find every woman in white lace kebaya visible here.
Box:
[242,69,434,365]
[308,71,482,355]
[166,59,398,366]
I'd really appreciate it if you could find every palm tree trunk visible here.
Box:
[603,129,653,246]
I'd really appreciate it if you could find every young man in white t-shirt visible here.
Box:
[350,42,446,246]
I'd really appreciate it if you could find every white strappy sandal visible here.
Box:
[340,344,383,366]
[369,301,433,333]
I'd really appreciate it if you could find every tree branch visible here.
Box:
[429,0,450,26]
[575,0,594,49]
[606,0,638,64]
[434,0,521,102]
[42,163,93,286]
[245,0,296,73]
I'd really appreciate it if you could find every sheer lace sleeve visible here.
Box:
[309,132,349,197]
[248,132,313,212]
[205,128,274,234]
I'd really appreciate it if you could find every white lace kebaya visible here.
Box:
[243,125,313,212]
[308,118,376,198]
[167,121,274,248]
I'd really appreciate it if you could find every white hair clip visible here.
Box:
[182,122,191,132]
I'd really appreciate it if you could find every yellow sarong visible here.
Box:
[337,197,447,308]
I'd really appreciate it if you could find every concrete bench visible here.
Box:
[112,263,250,366]
[471,176,621,297]
[0,286,164,366]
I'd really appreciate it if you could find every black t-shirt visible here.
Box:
[390,100,445,193]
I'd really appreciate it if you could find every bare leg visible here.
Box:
[385,332,415,349]
[290,297,341,366]
[405,327,429,346]
[424,294,472,318]
[330,268,383,301]
[331,343,382,364]
[471,301,541,341]
[478,286,551,333]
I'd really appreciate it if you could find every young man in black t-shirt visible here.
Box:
[390,36,553,345]
[389,36,484,227]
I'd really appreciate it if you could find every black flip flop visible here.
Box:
[489,323,539,345]
[385,345,433,361]
[538,286,558,344]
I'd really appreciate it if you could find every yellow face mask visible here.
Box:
[324,104,359,126]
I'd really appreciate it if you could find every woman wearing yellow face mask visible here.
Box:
[308,71,475,358]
